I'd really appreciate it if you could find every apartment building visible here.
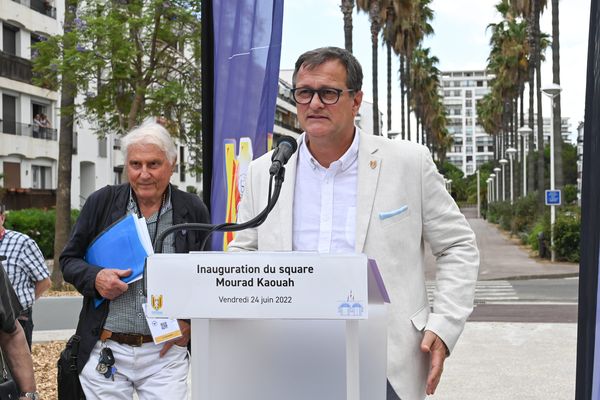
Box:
[0,0,203,210]
[440,70,494,176]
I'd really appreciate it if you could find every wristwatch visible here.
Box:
[20,392,40,400]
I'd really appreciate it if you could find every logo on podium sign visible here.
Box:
[545,190,561,206]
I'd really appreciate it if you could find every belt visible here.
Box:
[100,329,153,347]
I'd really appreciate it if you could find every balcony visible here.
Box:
[0,120,57,141]
[0,51,32,85]
[11,0,56,19]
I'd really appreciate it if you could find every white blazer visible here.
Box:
[230,130,479,400]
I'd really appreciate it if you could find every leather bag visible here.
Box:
[0,349,19,400]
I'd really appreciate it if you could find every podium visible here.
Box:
[146,252,389,400]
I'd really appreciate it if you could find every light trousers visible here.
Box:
[80,340,189,400]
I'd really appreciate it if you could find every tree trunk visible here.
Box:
[406,57,412,142]
[341,0,354,53]
[369,2,381,135]
[527,11,536,196]
[535,0,545,213]
[552,0,563,189]
[400,55,406,140]
[51,0,78,289]
[387,42,391,134]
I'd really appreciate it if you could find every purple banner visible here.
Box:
[211,0,284,250]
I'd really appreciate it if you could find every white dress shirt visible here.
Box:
[292,130,359,253]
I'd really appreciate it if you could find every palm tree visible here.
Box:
[357,0,387,135]
[510,0,548,211]
[551,0,563,189]
[390,0,433,141]
[341,0,355,52]
[383,4,395,133]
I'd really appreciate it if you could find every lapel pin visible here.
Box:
[370,160,377,169]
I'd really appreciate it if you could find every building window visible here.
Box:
[72,130,78,155]
[179,146,185,181]
[98,137,107,158]
[32,165,51,189]
[477,146,485,152]
[2,24,18,56]
[2,94,17,135]
[113,166,123,185]
[477,80,484,87]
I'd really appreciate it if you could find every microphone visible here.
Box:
[269,135,298,175]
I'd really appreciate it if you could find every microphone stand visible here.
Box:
[144,166,287,296]
[155,165,288,253]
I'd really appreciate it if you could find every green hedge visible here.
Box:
[554,207,581,262]
[4,209,80,259]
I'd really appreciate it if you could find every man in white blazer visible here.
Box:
[229,47,479,400]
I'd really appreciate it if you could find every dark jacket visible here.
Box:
[60,184,210,372]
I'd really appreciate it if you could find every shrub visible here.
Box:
[488,201,513,230]
[527,214,550,258]
[4,208,80,259]
[563,184,578,205]
[511,193,539,234]
[554,207,581,262]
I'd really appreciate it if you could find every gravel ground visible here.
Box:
[32,341,64,399]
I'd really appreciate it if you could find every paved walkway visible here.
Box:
[425,210,579,281]
[429,210,578,399]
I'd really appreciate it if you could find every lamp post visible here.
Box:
[518,126,533,197]
[506,148,517,204]
[493,167,501,202]
[447,179,452,195]
[499,159,508,202]
[486,178,492,206]
[542,83,562,262]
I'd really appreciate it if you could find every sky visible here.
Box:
[279,0,591,142]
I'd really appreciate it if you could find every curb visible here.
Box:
[481,272,579,281]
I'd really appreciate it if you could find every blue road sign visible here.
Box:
[545,190,561,206]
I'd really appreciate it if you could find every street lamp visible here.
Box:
[493,168,501,202]
[518,126,533,197]
[506,148,517,204]
[499,159,508,202]
[447,179,452,195]
[486,177,493,207]
[542,83,562,262]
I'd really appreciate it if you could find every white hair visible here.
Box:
[121,121,177,164]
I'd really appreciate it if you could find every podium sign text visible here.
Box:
[146,252,368,320]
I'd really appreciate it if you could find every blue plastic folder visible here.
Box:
[85,213,154,307]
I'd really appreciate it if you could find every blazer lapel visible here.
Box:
[355,133,382,253]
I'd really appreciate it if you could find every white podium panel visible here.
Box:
[146,252,369,320]
[145,252,389,400]
[191,306,388,400]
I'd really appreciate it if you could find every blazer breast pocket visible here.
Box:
[379,205,410,229]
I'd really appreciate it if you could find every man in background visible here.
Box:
[0,205,51,349]
[0,256,39,400]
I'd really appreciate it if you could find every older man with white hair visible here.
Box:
[60,121,210,399]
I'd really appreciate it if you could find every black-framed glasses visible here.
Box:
[291,87,356,105]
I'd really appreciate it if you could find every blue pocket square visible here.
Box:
[379,205,408,220]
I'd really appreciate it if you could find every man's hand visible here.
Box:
[94,269,131,300]
[420,330,448,395]
[160,320,190,358]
